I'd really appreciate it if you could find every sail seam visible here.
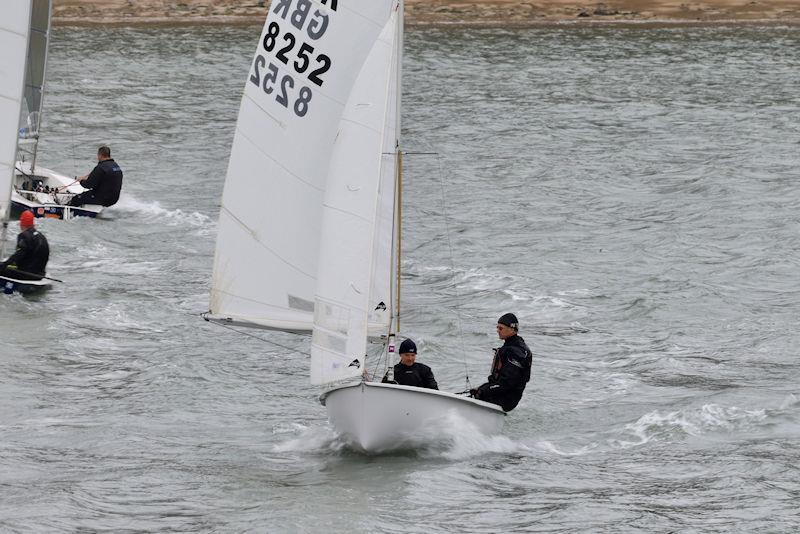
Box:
[321,202,372,224]
[339,4,396,27]
[338,116,382,136]
[235,100,326,194]
[0,29,28,38]
[219,206,317,280]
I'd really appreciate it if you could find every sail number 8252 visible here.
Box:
[250,56,313,118]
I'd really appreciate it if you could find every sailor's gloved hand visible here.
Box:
[469,388,478,398]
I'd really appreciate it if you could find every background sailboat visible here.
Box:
[1,1,52,293]
[207,0,504,452]
[11,0,102,220]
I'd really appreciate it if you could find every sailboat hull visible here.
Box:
[0,274,52,294]
[320,381,506,453]
[13,163,103,219]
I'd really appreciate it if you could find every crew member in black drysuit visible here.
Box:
[69,145,123,207]
[470,313,532,412]
[382,338,438,390]
[0,210,49,280]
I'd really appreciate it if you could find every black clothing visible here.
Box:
[382,362,438,390]
[472,334,532,412]
[68,190,101,207]
[0,227,49,280]
[70,158,123,207]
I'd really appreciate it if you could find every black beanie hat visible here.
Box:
[398,338,417,354]
[498,313,518,330]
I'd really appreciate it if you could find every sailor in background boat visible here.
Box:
[382,339,439,390]
[68,146,123,208]
[0,211,49,281]
[470,313,533,412]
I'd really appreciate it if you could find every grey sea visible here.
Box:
[1,23,799,532]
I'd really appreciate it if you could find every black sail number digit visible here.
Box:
[261,20,331,87]
[276,33,296,64]
[276,74,295,108]
[252,60,311,117]
[294,43,314,73]
[263,63,279,94]
[263,21,280,52]
[249,54,266,87]
[254,18,328,118]
[294,87,312,117]
[308,54,331,87]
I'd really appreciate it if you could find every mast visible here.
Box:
[394,148,403,333]
[392,0,404,335]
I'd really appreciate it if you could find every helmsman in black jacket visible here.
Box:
[382,338,438,390]
[69,145,123,207]
[0,210,49,280]
[471,313,532,412]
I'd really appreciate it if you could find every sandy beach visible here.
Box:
[51,0,800,26]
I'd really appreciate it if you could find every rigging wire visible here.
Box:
[70,118,79,178]
[199,312,310,356]
[433,153,473,392]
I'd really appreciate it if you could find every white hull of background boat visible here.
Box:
[320,381,506,453]
[13,161,102,219]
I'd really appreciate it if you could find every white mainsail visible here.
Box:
[310,6,403,385]
[1,2,34,228]
[209,0,399,333]
[17,0,52,168]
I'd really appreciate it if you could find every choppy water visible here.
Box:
[1,24,799,532]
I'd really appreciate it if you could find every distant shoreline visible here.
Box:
[51,1,800,28]
[50,18,800,29]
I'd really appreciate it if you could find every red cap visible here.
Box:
[19,210,35,227]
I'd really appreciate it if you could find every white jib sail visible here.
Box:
[209,0,399,332]
[310,4,402,386]
[0,1,33,225]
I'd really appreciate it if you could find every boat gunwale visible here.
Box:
[319,380,507,415]
[0,274,52,287]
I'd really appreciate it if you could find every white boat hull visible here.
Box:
[13,162,103,219]
[320,381,506,453]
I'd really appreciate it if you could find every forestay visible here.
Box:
[0,2,33,225]
[311,3,402,386]
[209,0,400,333]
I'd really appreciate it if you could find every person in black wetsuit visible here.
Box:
[470,313,532,412]
[0,210,49,281]
[382,339,438,390]
[69,145,123,207]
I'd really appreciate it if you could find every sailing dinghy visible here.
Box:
[11,0,102,220]
[206,0,505,452]
[1,1,53,294]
